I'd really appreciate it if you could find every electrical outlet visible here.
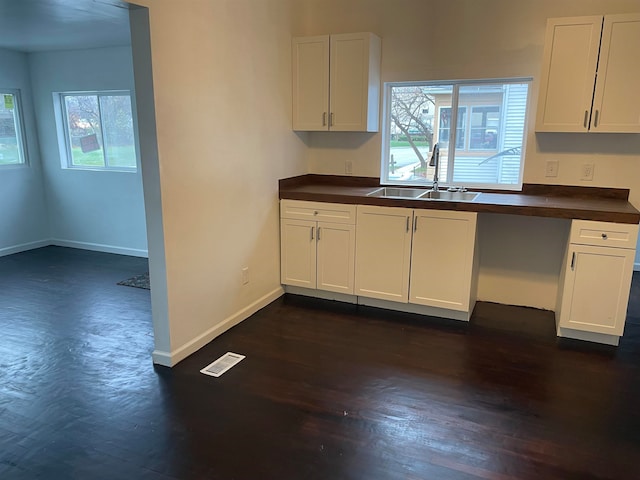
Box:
[345,160,353,175]
[545,160,559,177]
[580,163,594,181]
[241,267,249,285]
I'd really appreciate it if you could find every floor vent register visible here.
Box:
[200,352,246,377]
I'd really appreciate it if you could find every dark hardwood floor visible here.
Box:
[2,246,640,479]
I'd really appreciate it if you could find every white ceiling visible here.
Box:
[0,0,132,52]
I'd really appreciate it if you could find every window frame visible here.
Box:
[438,105,467,150]
[0,88,29,168]
[57,90,138,172]
[381,77,532,190]
[467,105,501,152]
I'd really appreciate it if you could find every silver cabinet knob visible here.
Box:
[601,233,608,239]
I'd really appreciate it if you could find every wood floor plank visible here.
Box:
[1,247,640,479]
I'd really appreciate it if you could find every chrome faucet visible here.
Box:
[429,143,440,191]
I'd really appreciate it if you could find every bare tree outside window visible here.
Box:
[383,81,530,188]
[61,92,137,170]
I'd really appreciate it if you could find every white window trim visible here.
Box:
[0,88,29,169]
[381,77,532,191]
[56,90,138,173]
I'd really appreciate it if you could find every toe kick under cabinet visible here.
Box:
[556,220,639,344]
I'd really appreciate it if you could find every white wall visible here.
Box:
[127,0,307,364]
[0,48,49,255]
[29,46,148,257]
[295,0,640,309]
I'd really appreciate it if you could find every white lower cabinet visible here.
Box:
[280,200,356,294]
[409,210,478,311]
[354,205,413,302]
[557,220,639,338]
[354,205,478,314]
[280,218,317,289]
[316,222,356,293]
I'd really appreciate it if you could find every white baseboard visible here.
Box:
[557,326,619,346]
[284,285,357,303]
[152,286,285,367]
[357,297,472,322]
[0,240,51,257]
[51,239,148,258]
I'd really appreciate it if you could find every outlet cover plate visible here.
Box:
[580,163,594,181]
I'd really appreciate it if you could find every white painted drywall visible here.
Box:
[129,6,170,359]
[28,46,148,257]
[0,48,48,255]
[295,0,640,309]
[126,0,307,363]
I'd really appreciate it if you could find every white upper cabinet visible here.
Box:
[592,14,640,132]
[292,32,381,132]
[291,36,330,131]
[536,13,640,133]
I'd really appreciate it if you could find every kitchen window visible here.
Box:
[0,90,27,167]
[58,91,137,171]
[381,79,531,189]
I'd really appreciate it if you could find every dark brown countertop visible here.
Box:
[279,175,640,224]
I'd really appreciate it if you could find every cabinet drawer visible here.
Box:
[569,220,639,249]
[280,200,356,224]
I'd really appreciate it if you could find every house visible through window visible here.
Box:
[59,91,137,171]
[382,79,531,189]
[0,90,27,166]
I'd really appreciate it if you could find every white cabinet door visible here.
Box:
[316,222,356,294]
[535,16,602,132]
[280,218,317,289]
[409,210,477,311]
[355,205,413,302]
[558,244,635,336]
[292,35,329,131]
[292,32,380,132]
[329,33,381,132]
[591,13,640,133]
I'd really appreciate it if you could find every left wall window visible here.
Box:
[0,90,27,166]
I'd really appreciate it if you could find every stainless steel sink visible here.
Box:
[367,187,428,199]
[418,190,479,202]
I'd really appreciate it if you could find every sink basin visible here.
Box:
[419,190,479,202]
[367,187,428,199]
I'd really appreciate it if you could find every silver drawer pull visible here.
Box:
[310,226,314,240]
[601,233,608,240]
[571,252,576,270]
